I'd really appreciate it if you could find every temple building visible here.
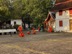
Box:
[50,0,72,32]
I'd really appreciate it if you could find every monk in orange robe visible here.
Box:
[32,27,36,34]
[48,26,52,32]
[18,26,24,37]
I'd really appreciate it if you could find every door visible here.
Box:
[69,19,72,30]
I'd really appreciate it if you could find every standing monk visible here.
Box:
[38,26,40,32]
[48,26,52,32]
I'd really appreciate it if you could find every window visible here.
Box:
[59,10,63,15]
[59,20,63,27]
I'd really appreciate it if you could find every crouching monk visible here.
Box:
[18,26,24,37]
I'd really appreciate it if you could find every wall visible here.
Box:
[11,19,22,26]
[55,10,70,31]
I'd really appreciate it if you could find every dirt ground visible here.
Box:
[0,32,72,54]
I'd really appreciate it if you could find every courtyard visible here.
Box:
[0,32,72,54]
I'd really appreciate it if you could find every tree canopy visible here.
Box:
[0,0,53,25]
[22,0,53,25]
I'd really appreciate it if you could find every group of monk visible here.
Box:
[17,25,53,37]
[27,27,36,35]
[17,25,36,37]
[38,25,53,32]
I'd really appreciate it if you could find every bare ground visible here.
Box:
[0,32,72,54]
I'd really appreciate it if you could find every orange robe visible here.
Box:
[48,26,52,32]
[18,26,22,32]
[18,26,24,37]
[38,27,40,31]
[32,27,36,34]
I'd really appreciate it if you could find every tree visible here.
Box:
[0,0,22,27]
[0,0,11,21]
[22,0,53,27]
[0,0,53,29]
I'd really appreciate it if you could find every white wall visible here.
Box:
[55,10,70,31]
[56,10,69,19]
[55,18,69,31]
[11,19,22,26]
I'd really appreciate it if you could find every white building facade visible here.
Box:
[11,19,22,26]
[55,9,72,32]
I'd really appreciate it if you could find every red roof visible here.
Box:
[51,0,72,11]
[55,0,70,4]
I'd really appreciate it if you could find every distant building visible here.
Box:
[0,18,22,35]
[0,18,22,29]
[50,0,72,32]
[11,19,22,26]
[44,12,55,31]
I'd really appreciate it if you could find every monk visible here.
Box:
[18,26,24,37]
[27,31,31,35]
[32,27,36,34]
[48,26,52,32]
[38,27,40,32]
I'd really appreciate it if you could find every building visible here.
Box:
[0,18,22,35]
[44,12,55,32]
[50,0,72,32]
[11,19,22,26]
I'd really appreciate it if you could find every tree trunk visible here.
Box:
[23,23,26,29]
[28,23,30,28]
